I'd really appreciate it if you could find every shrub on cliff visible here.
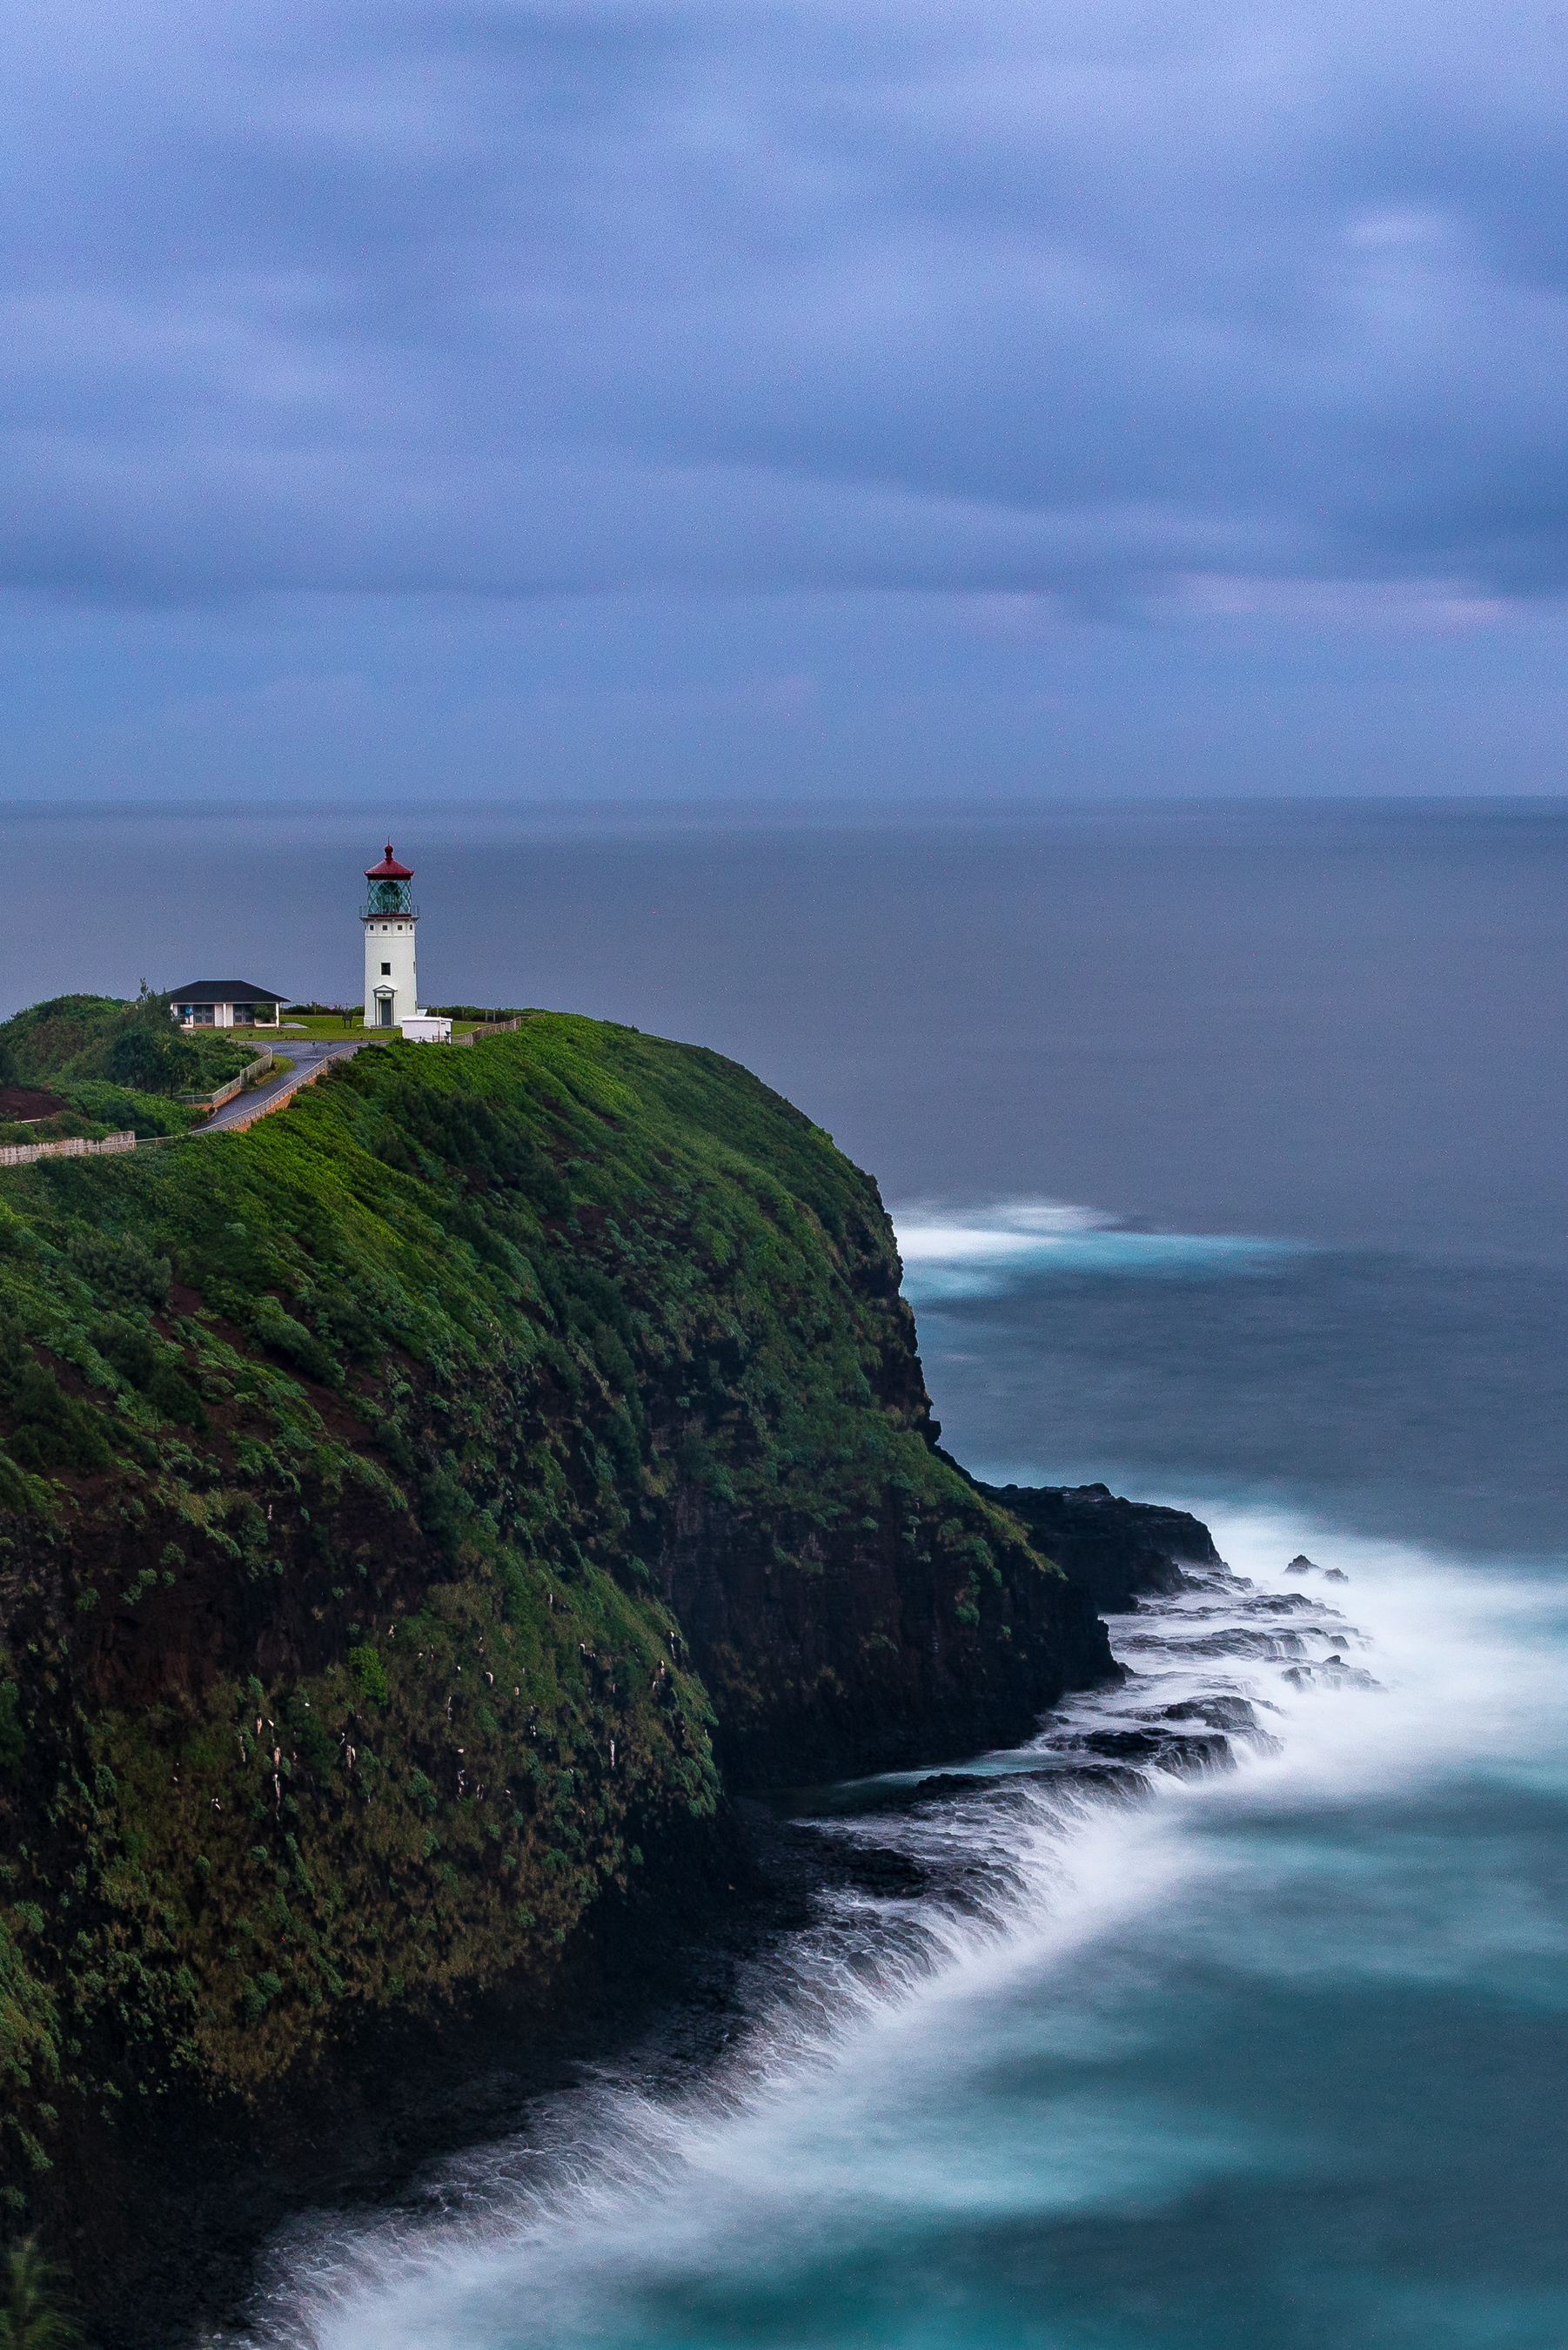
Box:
[0,991,251,1103]
[0,2238,84,2347]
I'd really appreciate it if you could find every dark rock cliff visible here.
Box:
[655,1493,1115,1789]
[970,1478,1223,1615]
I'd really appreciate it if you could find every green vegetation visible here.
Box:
[0,1010,1075,2236]
[0,993,258,1136]
[0,2238,82,2348]
[426,1006,526,1024]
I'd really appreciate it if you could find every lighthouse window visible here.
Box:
[381,962,391,975]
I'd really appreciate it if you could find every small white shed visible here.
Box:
[400,1014,452,1044]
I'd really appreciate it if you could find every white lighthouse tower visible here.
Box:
[362,843,419,1029]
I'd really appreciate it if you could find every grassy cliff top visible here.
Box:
[0,1013,1086,2268]
[0,1011,926,1530]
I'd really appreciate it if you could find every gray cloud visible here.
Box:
[5,0,1568,613]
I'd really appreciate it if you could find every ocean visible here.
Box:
[10,796,1565,2347]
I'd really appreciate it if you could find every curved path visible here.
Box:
[200,1036,379,1133]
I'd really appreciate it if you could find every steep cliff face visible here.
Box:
[0,1015,1111,2242]
[658,1496,1112,1788]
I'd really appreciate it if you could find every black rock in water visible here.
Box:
[1283,1659,1382,1691]
[1287,1552,1350,1583]
[1162,1695,1260,1732]
[967,1475,1223,1615]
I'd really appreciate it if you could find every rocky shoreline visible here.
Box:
[106,1480,1218,2349]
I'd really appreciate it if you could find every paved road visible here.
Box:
[200,1035,379,1132]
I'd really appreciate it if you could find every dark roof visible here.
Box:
[365,842,413,879]
[169,983,287,1003]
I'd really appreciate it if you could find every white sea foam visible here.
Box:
[236,1503,1568,2350]
[889,1198,1297,1301]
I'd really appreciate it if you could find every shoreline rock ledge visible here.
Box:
[973,1476,1223,1614]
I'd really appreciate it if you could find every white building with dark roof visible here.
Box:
[171,984,286,1030]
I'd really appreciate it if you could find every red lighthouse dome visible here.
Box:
[363,843,417,919]
[365,843,413,881]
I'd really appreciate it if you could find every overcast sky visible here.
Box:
[7,0,1568,800]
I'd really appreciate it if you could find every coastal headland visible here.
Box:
[0,1009,1216,2336]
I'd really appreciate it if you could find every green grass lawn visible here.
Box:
[255,1017,499,1044]
[236,1018,358,1043]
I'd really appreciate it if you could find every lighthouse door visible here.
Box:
[375,993,394,1027]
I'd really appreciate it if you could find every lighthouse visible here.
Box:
[362,843,418,1029]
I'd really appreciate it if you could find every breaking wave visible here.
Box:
[233,1508,1568,2350]
[890,1199,1299,1301]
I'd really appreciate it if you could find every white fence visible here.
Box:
[0,1131,136,1170]
[180,1045,275,1110]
